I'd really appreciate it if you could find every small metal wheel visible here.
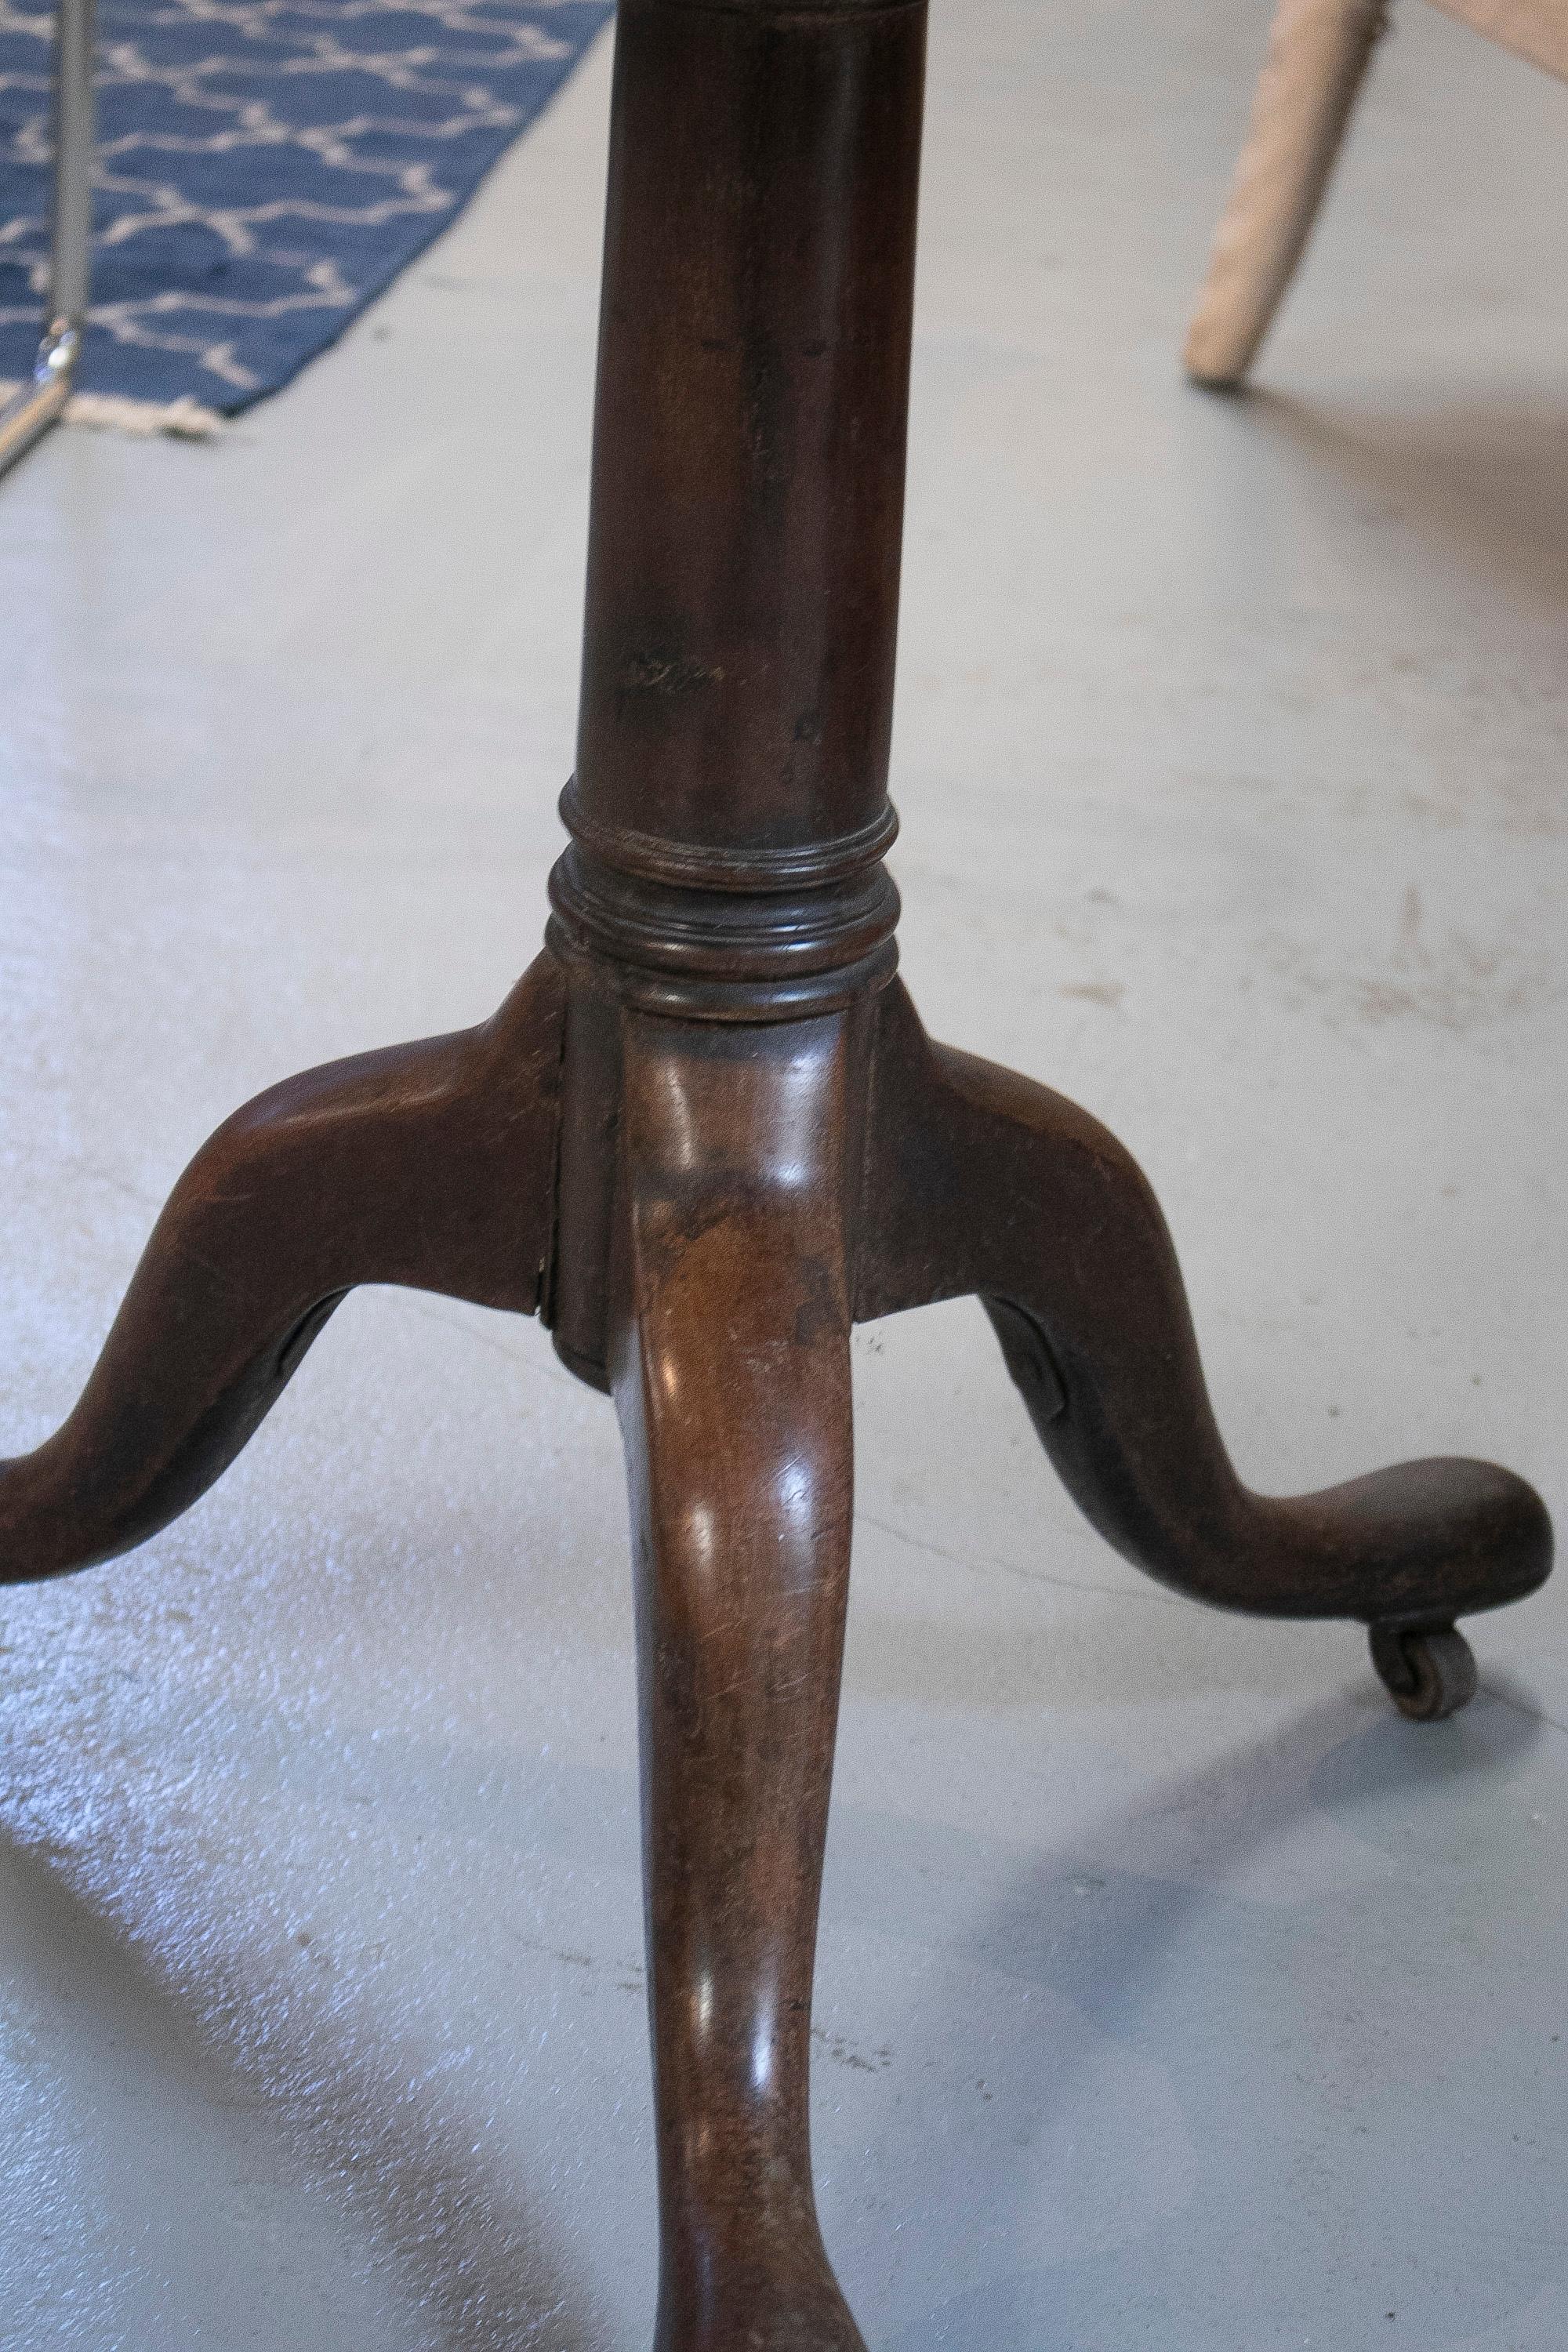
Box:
[1368,1622,1478,1722]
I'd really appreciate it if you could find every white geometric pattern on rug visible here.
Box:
[0,0,612,420]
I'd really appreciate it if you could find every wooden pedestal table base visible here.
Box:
[1,1,1552,2344]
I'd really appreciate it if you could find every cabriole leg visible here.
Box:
[0,956,564,1581]
[858,983,1552,1701]
[612,1008,866,2352]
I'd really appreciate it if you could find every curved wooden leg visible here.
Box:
[859,985,1552,1659]
[612,1009,866,2352]
[0,955,564,1581]
[1185,0,1391,387]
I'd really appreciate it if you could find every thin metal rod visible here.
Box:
[0,0,98,479]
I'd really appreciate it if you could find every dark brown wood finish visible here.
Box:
[615,1008,866,2351]
[0,0,1552,2338]
[859,982,1552,1632]
[573,0,921,866]
[0,956,565,1580]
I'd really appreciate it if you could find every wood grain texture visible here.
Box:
[0,955,564,1581]
[858,982,1552,1629]
[613,1010,865,2351]
[0,0,1553,2338]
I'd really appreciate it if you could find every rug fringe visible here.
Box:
[0,382,225,441]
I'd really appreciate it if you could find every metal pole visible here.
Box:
[0,0,98,478]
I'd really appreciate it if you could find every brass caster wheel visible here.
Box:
[1369,1622,1478,1722]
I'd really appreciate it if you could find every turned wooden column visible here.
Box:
[573,0,920,855]
[550,0,920,1011]
[0,0,1550,2342]
[549,9,926,2342]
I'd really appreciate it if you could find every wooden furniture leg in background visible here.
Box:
[1185,0,1390,387]
[1185,0,1568,388]
[0,0,1553,2340]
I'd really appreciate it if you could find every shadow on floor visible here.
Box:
[1221,383,1568,617]
[827,1682,1556,2350]
[0,1823,608,2350]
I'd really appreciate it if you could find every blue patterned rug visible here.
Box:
[0,0,612,419]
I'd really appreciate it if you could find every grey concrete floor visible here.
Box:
[2,1,1566,2344]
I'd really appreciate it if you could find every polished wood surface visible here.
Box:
[0,0,1552,2339]
[615,1010,864,2351]
[0,956,564,1579]
[574,0,922,869]
[860,979,1550,1630]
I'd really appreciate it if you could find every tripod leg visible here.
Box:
[859,985,1551,1709]
[0,955,564,1581]
[1185,0,1390,387]
[612,1009,866,2352]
